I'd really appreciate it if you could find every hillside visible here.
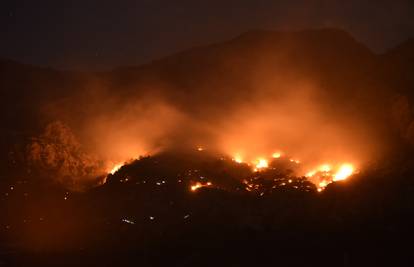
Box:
[2,28,414,266]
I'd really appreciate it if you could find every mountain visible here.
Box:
[2,29,414,266]
[381,38,414,98]
[384,38,414,61]
[110,28,381,108]
[1,28,414,171]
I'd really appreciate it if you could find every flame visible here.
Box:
[108,163,124,175]
[190,182,212,191]
[254,158,268,170]
[319,164,331,172]
[106,148,357,193]
[333,164,354,181]
[319,180,328,188]
[306,170,316,177]
[306,163,355,191]
[230,151,357,188]
[106,153,148,176]
[233,154,243,164]
[272,152,282,158]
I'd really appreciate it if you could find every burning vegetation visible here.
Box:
[103,146,355,196]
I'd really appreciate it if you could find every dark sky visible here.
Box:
[1,0,414,70]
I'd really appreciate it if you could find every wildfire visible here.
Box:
[108,163,124,175]
[289,159,301,164]
[106,153,149,176]
[230,150,356,192]
[333,164,354,181]
[306,163,356,191]
[108,149,356,194]
[254,158,268,171]
[272,152,282,158]
[233,154,243,164]
[190,182,212,192]
[306,170,316,177]
[319,164,331,172]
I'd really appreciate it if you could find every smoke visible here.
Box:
[80,94,185,162]
[221,89,378,169]
[30,33,388,190]
[182,76,382,176]
[33,79,382,190]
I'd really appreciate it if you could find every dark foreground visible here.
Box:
[1,152,414,266]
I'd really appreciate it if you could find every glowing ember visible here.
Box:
[333,164,354,181]
[121,218,135,225]
[289,159,300,164]
[190,182,212,191]
[254,158,268,170]
[197,147,204,151]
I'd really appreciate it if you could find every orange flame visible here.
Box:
[108,163,123,175]
[233,154,244,164]
[306,163,355,191]
[190,182,212,192]
[254,158,268,170]
[333,164,354,181]
[272,152,282,158]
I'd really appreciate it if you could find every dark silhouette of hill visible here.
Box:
[1,149,414,266]
[381,38,414,98]
[110,28,383,114]
[384,38,414,61]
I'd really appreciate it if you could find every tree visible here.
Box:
[26,121,105,190]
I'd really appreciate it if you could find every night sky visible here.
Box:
[1,0,414,70]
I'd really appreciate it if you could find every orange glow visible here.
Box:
[197,147,204,151]
[289,159,300,164]
[304,163,356,191]
[306,170,316,177]
[106,154,148,176]
[319,180,328,188]
[233,154,243,164]
[254,158,268,170]
[333,164,354,181]
[190,182,212,191]
[319,164,331,172]
[272,152,282,158]
[108,163,123,175]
